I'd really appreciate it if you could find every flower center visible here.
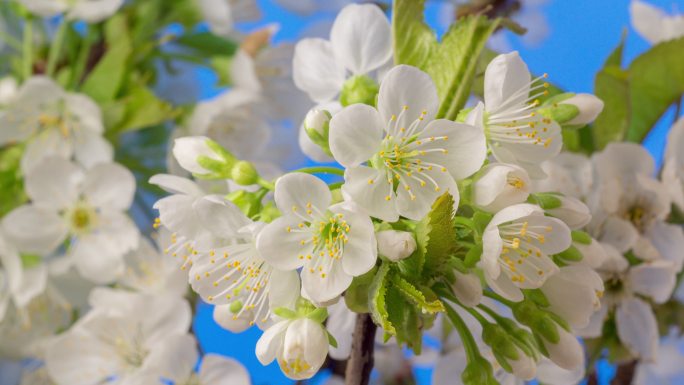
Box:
[498,220,553,283]
[507,175,526,189]
[625,205,648,231]
[113,334,148,368]
[280,354,312,377]
[65,203,97,234]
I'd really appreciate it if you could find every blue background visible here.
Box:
[190,1,684,384]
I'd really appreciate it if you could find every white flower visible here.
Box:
[0,77,112,173]
[540,265,604,329]
[634,332,684,385]
[189,196,301,332]
[133,351,253,385]
[257,173,377,303]
[663,117,684,210]
[197,0,261,37]
[117,236,188,297]
[468,52,562,178]
[577,246,673,361]
[376,230,416,262]
[256,317,329,380]
[630,0,684,44]
[293,3,391,103]
[18,0,124,22]
[544,195,591,230]
[559,93,604,126]
[299,103,340,163]
[45,288,193,385]
[2,158,138,284]
[480,203,571,302]
[533,152,593,199]
[231,43,311,121]
[473,163,531,213]
[0,232,47,321]
[330,65,487,221]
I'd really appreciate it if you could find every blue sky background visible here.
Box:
[192,1,684,384]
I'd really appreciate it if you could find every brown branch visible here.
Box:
[611,360,638,385]
[345,313,377,385]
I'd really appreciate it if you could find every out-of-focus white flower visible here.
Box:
[634,331,684,385]
[480,203,571,302]
[2,158,138,284]
[172,136,226,176]
[231,42,311,121]
[0,232,47,322]
[189,195,300,332]
[467,52,562,178]
[45,288,193,385]
[540,264,604,329]
[630,0,684,44]
[534,152,593,199]
[376,230,416,262]
[330,65,486,221]
[293,3,391,104]
[18,0,124,22]
[473,163,531,213]
[0,77,111,173]
[118,236,188,297]
[326,300,356,360]
[257,173,377,303]
[197,0,261,37]
[256,317,329,380]
[0,77,18,106]
[663,117,684,210]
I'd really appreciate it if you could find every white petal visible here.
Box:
[452,270,483,307]
[473,163,530,212]
[2,206,68,255]
[213,304,253,333]
[142,334,198,383]
[630,0,667,44]
[616,297,659,361]
[82,163,136,211]
[67,0,125,22]
[149,174,204,196]
[332,205,377,276]
[274,173,332,215]
[377,65,439,126]
[73,130,113,168]
[484,52,531,111]
[21,129,73,174]
[542,265,603,329]
[647,221,684,271]
[172,136,221,175]
[256,216,310,271]
[342,166,398,221]
[268,269,301,309]
[330,4,391,74]
[154,194,205,240]
[480,226,503,279]
[71,233,126,284]
[293,38,347,103]
[541,327,584,370]
[46,333,122,385]
[599,216,639,254]
[593,142,655,180]
[485,270,524,302]
[329,103,384,167]
[255,320,289,365]
[302,258,353,303]
[628,261,677,303]
[396,168,459,221]
[326,301,356,360]
[25,157,83,209]
[199,354,252,385]
[193,195,251,240]
[576,303,608,338]
[418,120,487,180]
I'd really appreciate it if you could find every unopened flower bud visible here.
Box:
[173,136,234,176]
[544,195,591,230]
[473,163,531,212]
[340,75,379,107]
[560,94,604,126]
[571,234,607,269]
[482,323,537,380]
[452,270,482,307]
[231,161,259,186]
[541,265,603,329]
[461,356,498,385]
[301,108,333,160]
[540,325,584,370]
[376,230,416,262]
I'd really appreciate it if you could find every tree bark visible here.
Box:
[611,360,638,385]
[345,313,377,385]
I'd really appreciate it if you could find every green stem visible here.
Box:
[0,30,22,51]
[483,290,516,307]
[443,301,482,362]
[257,177,275,191]
[477,303,508,323]
[69,25,96,89]
[46,21,68,77]
[328,181,343,190]
[293,166,344,176]
[22,17,33,80]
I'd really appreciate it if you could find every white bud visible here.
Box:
[545,196,591,230]
[572,237,607,269]
[452,270,482,307]
[541,327,585,370]
[172,136,223,175]
[509,351,537,381]
[561,94,604,126]
[376,230,416,262]
[473,163,530,213]
[305,108,330,135]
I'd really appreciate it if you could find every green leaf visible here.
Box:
[385,286,424,353]
[626,37,684,142]
[327,332,338,348]
[114,87,177,133]
[422,193,459,278]
[368,262,396,335]
[592,38,629,150]
[345,267,377,313]
[392,0,436,69]
[175,32,238,58]
[392,275,445,313]
[80,14,132,103]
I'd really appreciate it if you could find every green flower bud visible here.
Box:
[529,192,562,210]
[174,136,236,178]
[230,161,259,186]
[571,230,592,245]
[462,356,497,385]
[340,75,379,107]
[555,245,584,263]
[304,108,333,156]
